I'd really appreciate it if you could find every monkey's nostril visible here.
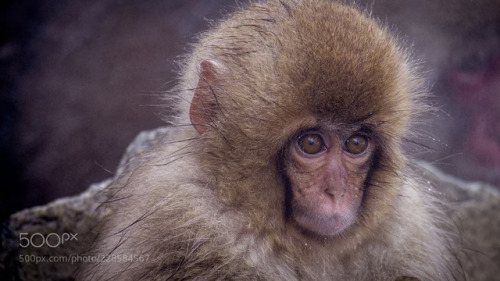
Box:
[323,186,336,198]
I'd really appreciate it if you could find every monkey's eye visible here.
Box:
[298,134,325,155]
[344,134,368,155]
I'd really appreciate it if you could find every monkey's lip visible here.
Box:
[293,209,355,237]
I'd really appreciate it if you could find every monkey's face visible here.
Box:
[188,0,416,240]
[285,126,374,237]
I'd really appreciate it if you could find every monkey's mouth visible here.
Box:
[292,207,356,237]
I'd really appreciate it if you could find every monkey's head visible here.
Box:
[184,0,421,239]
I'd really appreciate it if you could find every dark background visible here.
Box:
[1,0,499,221]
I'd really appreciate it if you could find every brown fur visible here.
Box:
[79,1,462,280]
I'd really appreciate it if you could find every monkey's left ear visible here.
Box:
[190,60,220,134]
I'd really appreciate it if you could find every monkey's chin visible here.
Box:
[293,212,355,237]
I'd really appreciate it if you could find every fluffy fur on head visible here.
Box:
[81,1,461,280]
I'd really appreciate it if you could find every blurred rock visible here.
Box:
[0,127,168,280]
